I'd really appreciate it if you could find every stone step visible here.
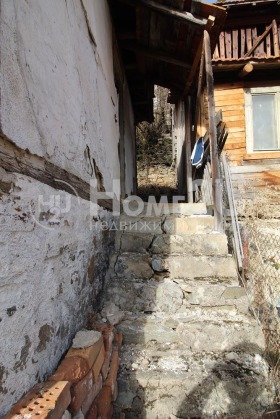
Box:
[118,214,215,234]
[116,344,273,419]
[113,252,237,281]
[106,277,248,315]
[115,231,228,255]
[121,202,207,217]
[116,313,265,350]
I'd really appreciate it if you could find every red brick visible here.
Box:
[92,345,105,382]
[50,356,89,383]
[113,380,118,402]
[4,381,71,419]
[103,331,114,353]
[101,345,112,381]
[81,374,102,415]
[86,403,97,419]
[104,350,119,396]
[113,332,123,352]
[69,370,93,416]
[97,324,114,334]
[94,386,113,419]
[66,336,103,369]
[97,325,114,352]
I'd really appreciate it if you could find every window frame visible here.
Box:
[244,86,280,154]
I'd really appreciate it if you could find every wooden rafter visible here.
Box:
[118,0,207,27]
[121,42,192,69]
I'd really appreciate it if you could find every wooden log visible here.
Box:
[238,63,254,78]
[204,30,223,233]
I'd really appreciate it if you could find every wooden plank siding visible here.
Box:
[201,85,280,193]
[213,86,280,190]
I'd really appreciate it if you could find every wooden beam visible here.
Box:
[244,22,273,58]
[0,135,113,211]
[121,42,192,69]
[118,0,207,27]
[204,30,223,233]
[238,62,254,78]
[184,15,215,96]
[193,45,205,143]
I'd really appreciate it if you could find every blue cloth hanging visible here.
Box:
[191,137,204,168]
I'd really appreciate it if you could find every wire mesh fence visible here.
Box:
[243,221,280,351]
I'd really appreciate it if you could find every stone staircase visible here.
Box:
[105,203,275,418]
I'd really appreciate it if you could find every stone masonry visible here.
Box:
[105,203,275,418]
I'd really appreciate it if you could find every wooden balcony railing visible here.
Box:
[213,19,280,61]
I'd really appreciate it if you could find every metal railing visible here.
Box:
[221,153,244,271]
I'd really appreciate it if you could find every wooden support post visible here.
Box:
[204,30,223,232]
[185,97,193,203]
[184,15,215,96]
[238,63,254,78]
[193,46,205,144]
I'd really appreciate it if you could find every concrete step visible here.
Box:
[115,231,228,255]
[106,277,248,315]
[118,214,215,234]
[116,313,265,350]
[113,252,237,281]
[116,344,273,419]
[121,202,207,217]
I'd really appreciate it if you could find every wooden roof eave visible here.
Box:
[110,0,227,121]
[117,0,208,27]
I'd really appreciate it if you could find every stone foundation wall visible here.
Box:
[0,172,115,414]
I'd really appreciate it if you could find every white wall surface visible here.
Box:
[0,0,120,190]
[0,0,135,413]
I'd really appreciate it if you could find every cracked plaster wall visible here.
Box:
[0,0,135,414]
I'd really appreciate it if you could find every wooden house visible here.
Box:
[211,0,280,195]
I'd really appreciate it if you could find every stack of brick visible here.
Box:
[4,327,122,419]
